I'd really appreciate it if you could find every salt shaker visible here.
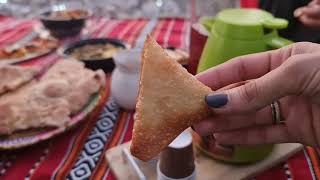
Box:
[111,49,142,110]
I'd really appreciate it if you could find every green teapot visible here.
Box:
[195,9,293,164]
[197,8,292,73]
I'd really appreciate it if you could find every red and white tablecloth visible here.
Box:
[0,14,319,180]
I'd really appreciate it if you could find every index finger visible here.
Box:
[310,0,320,6]
[196,44,302,90]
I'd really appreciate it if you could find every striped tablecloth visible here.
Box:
[0,17,319,180]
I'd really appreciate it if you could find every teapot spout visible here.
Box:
[266,36,293,49]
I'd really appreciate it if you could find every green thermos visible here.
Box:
[197,8,292,73]
[194,8,293,164]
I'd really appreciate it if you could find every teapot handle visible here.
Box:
[266,36,293,49]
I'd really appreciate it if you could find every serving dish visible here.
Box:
[0,35,58,65]
[40,9,92,38]
[59,38,127,72]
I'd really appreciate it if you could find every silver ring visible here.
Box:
[271,101,285,125]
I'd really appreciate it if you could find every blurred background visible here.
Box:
[0,0,240,19]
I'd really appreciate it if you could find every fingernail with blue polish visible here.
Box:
[205,94,228,108]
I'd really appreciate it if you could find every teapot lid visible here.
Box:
[113,49,142,73]
[213,9,288,40]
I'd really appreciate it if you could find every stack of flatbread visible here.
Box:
[0,65,39,95]
[0,60,105,135]
[130,36,212,161]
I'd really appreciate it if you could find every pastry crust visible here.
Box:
[165,48,189,65]
[130,35,212,161]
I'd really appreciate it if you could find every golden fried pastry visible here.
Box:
[130,36,212,161]
[165,48,189,65]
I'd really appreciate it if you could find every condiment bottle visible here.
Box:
[157,130,196,180]
[111,49,142,110]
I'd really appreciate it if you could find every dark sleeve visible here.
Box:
[259,0,320,43]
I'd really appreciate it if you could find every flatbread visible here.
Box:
[0,60,105,135]
[0,65,39,95]
[130,35,212,161]
[41,60,106,114]
[0,80,71,134]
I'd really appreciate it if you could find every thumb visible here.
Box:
[311,0,320,5]
[205,65,296,114]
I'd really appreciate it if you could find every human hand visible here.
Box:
[294,0,320,29]
[193,42,320,147]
